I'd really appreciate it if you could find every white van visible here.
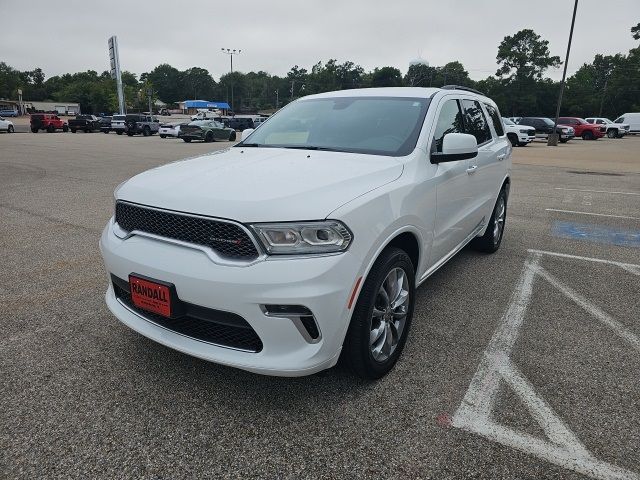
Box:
[614,113,640,134]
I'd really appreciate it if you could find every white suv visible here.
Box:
[100,86,511,379]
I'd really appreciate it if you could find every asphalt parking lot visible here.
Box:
[1,131,639,479]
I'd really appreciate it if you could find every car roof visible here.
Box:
[304,87,442,100]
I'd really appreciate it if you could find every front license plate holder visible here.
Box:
[129,274,178,318]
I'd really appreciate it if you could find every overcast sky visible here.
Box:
[1,0,638,82]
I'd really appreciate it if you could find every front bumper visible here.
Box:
[99,219,361,376]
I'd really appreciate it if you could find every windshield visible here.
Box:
[540,118,555,126]
[238,96,431,156]
[502,118,515,125]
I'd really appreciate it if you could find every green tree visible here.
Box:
[143,64,182,104]
[496,29,561,80]
[369,66,402,87]
[632,22,640,40]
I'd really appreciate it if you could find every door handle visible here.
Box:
[466,165,478,174]
[497,154,506,161]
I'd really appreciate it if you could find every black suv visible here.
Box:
[223,117,254,131]
[518,117,575,143]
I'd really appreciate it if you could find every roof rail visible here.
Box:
[441,85,485,95]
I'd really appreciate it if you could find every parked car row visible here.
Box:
[504,114,637,145]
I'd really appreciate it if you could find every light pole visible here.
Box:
[548,0,578,146]
[221,48,241,113]
[275,89,279,110]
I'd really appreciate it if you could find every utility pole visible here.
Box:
[275,89,279,110]
[147,87,153,116]
[548,0,578,146]
[221,48,241,113]
[108,36,125,114]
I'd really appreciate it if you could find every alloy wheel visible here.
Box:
[493,195,506,244]
[369,267,410,362]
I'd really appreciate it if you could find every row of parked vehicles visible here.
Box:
[502,115,635,146]
[22,112,267,142]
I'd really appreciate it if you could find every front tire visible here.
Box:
[8,125,14,133]
[47,125,55,133]
[471,187,507,253]
[159,134,166,139]
[71,129,77,133]
[143,126,151,137]
[62,125,69,132]
[582,131,594,140]
[116,131,123,135]
[507,133,518,147]
[204,132,214,143]
[607,129,617,139]
[182,137,191,143]
[343,247,416,379]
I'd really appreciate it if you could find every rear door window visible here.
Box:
[483,103,504,137]
[461,99,492,144]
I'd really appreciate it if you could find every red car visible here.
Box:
[557,117,605,140]
[30,113,69,133]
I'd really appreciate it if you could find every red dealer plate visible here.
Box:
[129,275,172,317]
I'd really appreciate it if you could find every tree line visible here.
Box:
[1,25,638,118]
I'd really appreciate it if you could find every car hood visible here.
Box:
[117,147,404,222]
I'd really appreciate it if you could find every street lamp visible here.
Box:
[221,48,242,113]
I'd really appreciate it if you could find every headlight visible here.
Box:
[519,129,529,134]
[561,128,569,133]
[251,221,352,255]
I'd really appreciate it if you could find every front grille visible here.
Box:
[112,276,263,352]
[115,201,260,260]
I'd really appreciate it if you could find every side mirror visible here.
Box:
[241,128,255,140]
[430,133,478,164]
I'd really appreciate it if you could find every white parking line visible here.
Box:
[555,187,640,196]
[527,249,640,270]
[452,250,640,480]
[546,208,640,220]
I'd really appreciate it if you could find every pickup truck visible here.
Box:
[125,114,160,136]
[68,115,101,133]
[557,117,605,140]
[585,117,630,138]
[30,113,69,133]
[517,117,575,143]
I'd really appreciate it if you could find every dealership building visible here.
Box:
[178,100,231,115]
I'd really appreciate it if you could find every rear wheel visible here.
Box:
[559,138,568,143]
[229,131,236,141]
[343,247,415,379]
[607,129,617,139]
[71,129,76,133]
[204,131,214,143]
[8,125,14,133]
[143,126,151,137]
[47,124,54,133]
[116,131,123,135]
[471,187,507,253]
[582,131,594,140]
[159,134,166,139]
[182,137,192,143]
[507,133,518,147]
[31,128,38,133]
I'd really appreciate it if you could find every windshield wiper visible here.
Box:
[279,145,341,152]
